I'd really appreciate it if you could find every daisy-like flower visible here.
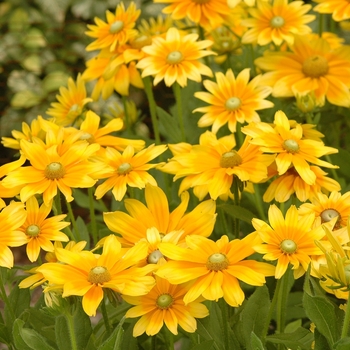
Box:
[255,35,350,107]
[299,191,350,230]
[137,14,173,38]
[37,235,155,316]
[85,2,140,51]
[252,205,325,279]
[263,165,341,203]
[19,196,69,262]
[0,201,27,268]
[242,110,338,186]
[94,144,167,201]
[103,184,216,247]
[241,0,315,46]
[154,0,232,29]
[194,68,274,133]
[313,0,350,22]
[46,74,92,127]
[124,275,209,336]
[136,27,215,87]
[2,139,100,206]
[161,131,274,200]
[157,234,275,306]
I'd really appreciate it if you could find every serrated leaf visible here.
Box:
[220,204,255,224]
[266,327,313,350]
[98,316,125,350]
[157,106,183,143]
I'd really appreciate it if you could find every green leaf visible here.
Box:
[34,0,71,23]
[25,308,56,343]
[313,328,331,350]
[98,316,125,350]
[334,337,350,350]
[266,327,313,350]
[190,340,215,350]
[220,204,256,224]
[5,285,31,324]
[0,322,11,346]
[157,106,183,143]
[241,285,270,350]
[74,216,91,244]
[13,319,34,350]
[302,291,338,347]
[250,332,265,350]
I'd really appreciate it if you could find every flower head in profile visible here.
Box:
[0,201,27,268]
[85,2,140,51]
[252,205,325,279]
[37,235,155,316]
[46,74,92,127]
[103,184,216,247]
[161,131,274,200]
[124,275,209,337]
[137,27,215,87]
[19,196,69,262]
[94,144,167,201]
[242,110,338,186]
[241,0,315,46]
[194,68,273,133]
[255,35,350,107]
[157,234,275,307]
[313,0,350,22]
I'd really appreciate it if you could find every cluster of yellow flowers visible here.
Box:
[1,0,350,340]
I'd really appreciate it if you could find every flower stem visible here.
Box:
[0,269,16,321]
[101,296,112,336]
[253,183,267,222]
[143,76,161,144]
[341,300,350,338]
[65,311,79,350]
[122,95,131,136]
[219,299,230,350]
[232,176,241,238]
[88,187,98,246]
[54,192,62,215]
[66,200,80,242]
[173,82,186,142]
[163,327,174,350]
[318,13,324,36]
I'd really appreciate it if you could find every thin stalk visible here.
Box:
[54,192,62,215]
[122,95,131,136]
[65,311,79,350]
[253,184,267,221]
[318,13,324,36]
[101,297,112,336]
[0,271,15,321]
[220,299,230,350]
[66,200,80,242]
[173,82,186,142]
[232,177,240,238]
[88,187,98,245]
[248,44,256,77]
[143,76,161,144]
[341,299,350,338]
[163,327,174,350]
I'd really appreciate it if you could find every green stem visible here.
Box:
[341,299,350,338]
[248,44,256,76]
[232,177,240,238]
[54,192,62,215]
[122,95,131,136]
[66,201,80,242]
[101,297,112,336]
[253,184,267,222]
[318,13,324,36]
[88,187,98,246]
[65,311,79,350]
[0,270,16,321]
[143,76,161,145]
[163,327,174,350]
[220,299,230,350]
[173,82,186,142]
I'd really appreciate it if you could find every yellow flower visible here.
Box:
[313,0,350,22]
[157,234,275,306]
[19,196,69,262]
[299,191,350,230]
[161,131,274,200]
[136,27,215,87]
[85,2,140,51]
[252,205,325,279]
[194,68,273,133]
[37,235,155,316]
[255,35,350,107]
[263,165,341,203]
[2,139,100,206]
[124,275,209,336]
[46,74,92,127]
[103,184,216,247]
[0,201,27,268]
[242,110,338,185]
[94,144,167,201]
[241,0,315,46]
[137,14,174,38]
[154,0,232,28]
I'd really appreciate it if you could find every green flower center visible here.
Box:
[166,51,183,64]
[280,239,297,254]
[68,104,81,114]
[156,293,174,309]
[131,35,152,49]
[220,150,242,168]
[225,97,241,111]
[206,253,229,271]
[147,250,164,264]
[321,208,341,229]
[270,16,285,28]
[117,162,132,175]
[110,20,124,34]
[45,162,65,179]
[282,139,300,153]
[88,266,111,284]
[26,224,40,237]
[302,55,329,78]
[79,132,94,143]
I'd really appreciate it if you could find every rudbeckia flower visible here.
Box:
[137,27,215,87]
[255,35,350,107]
[241,0,315,46]
[252,205,325,279]
[194,68,273,133]
[103,184,216,247]
[20,196,69,262]
[85,2,140,51]
[313,0,350,22]
[37,235,155,316]
[94,144,167,201]
[124,275,209,336]
[157,234,275,306]
[242,110,338,186]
